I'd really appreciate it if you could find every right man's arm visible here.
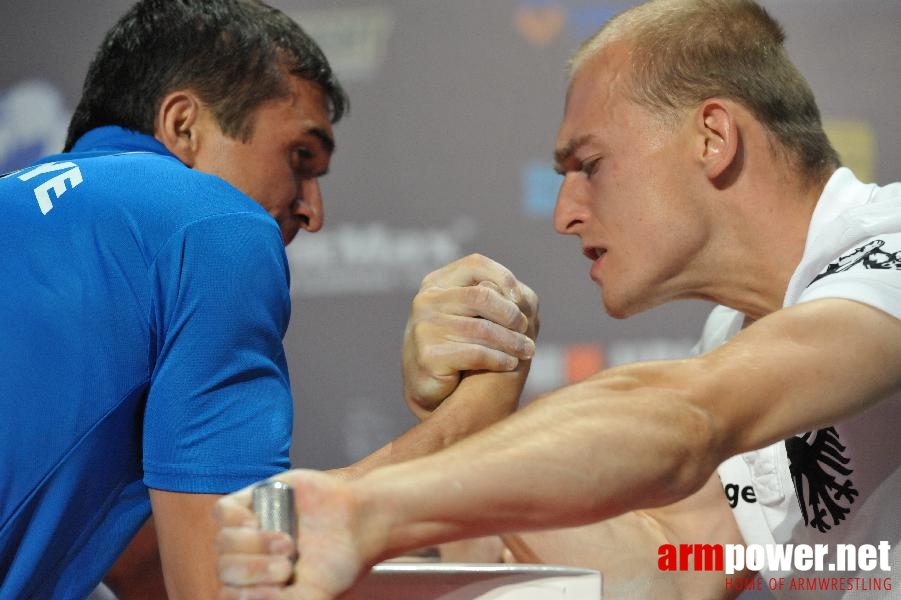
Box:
[215,298,901,599]
[354,299,901,546]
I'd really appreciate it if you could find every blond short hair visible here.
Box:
[570,0,839,182]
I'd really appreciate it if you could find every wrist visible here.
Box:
[349,472,410,563]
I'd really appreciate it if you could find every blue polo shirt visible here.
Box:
[0,127,293,599]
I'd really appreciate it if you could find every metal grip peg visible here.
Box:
[252,481,297,540]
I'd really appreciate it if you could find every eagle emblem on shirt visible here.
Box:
[785,427,858,533]
[812,239,901,283]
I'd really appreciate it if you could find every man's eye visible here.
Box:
[581,157,602,177]
[292,149,316,177]
[292,148,312,165]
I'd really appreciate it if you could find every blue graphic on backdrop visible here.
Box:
[0,80,71,173]
[513,2,637,47]
[521,160,563,218]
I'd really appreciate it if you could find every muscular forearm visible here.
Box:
[354,360,719,559]
[356,300,901,559]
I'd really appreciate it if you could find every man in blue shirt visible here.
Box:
[0,1,344,597]
[0,1,539,598]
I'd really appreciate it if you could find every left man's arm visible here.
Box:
[102,495,225,600]
[149,491,223,600]
[137,213,295,599]
[102,517,167,600]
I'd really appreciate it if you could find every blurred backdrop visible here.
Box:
[2,3,899,595]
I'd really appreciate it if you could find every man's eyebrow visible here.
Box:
[553,134,596,169]
[308,126,335,155]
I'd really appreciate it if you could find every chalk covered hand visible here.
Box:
[402,254,539,419]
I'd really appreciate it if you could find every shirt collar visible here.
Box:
[805,167,874,247]
[784,167,881,305]
[70,126,176,157]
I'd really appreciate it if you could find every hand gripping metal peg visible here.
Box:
[252,481,298,541]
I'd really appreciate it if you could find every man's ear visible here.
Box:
[696,99,740,184]
[154,91,203,167]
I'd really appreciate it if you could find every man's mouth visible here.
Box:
[583,247,607,261]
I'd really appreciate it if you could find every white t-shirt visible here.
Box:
[706,168,901,598]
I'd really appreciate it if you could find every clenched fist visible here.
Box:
[402,254,539,419]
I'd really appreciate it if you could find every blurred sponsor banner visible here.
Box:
[512,1,635,48]
[287,218,478,297]
[0,80,70,173]
[289,6,395,82]
[524,337,696,399]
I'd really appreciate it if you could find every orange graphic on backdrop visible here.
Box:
[565,344,606,382]
[514,5,567,47]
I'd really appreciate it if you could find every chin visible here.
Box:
[603,303,634,320]
[281,228,300,246]
[600,294,631,320]
[601,289,657,320]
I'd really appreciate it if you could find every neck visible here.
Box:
[695,167,831,321]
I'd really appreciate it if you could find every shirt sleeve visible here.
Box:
[143,212,293,493]
[798,232,901,322]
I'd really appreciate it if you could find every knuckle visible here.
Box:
[411,320,442,351]
[478,280,502,293]
[522,283,538,306]
[465,284,493,306]
[505,302,524,324]
[418,342,451,373]
[468,317,494,339]
[499,270,517,291]
[410,318,434,339]
[421,267,450,289]
[410,292,432,314]
[482,348,517,371]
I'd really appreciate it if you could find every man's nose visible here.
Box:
[295,179,323,233]
[553,174,588,235]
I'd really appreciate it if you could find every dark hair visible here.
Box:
[571,0,840,183]
[64,0,348,151]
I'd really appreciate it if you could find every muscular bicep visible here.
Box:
[149,489,223,600]
[698,298,901,457]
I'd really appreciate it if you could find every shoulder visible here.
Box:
[801,231,901,321]
[87,151,264,217]
[73,151,279,256]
